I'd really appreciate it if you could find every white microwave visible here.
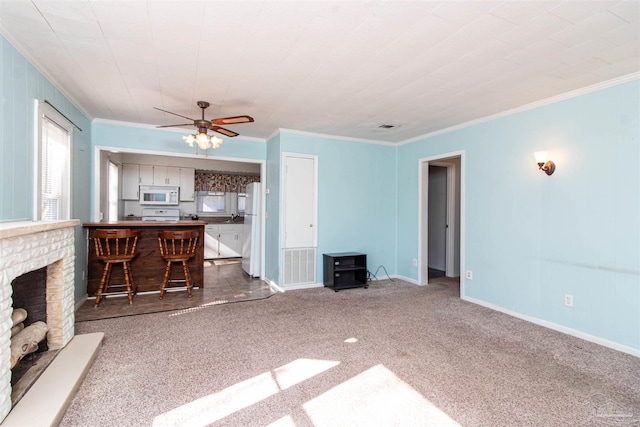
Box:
[139,185,179,205]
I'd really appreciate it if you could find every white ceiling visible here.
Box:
[0,1,638,143]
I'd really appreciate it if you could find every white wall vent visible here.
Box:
[282,248,316,286]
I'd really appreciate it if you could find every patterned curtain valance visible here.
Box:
[194,171,260,192]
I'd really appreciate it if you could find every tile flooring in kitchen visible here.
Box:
[75,260,275,322]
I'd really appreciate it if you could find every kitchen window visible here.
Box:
[197,191,226,214]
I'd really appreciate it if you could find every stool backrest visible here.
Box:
[94,229,140,259]
[158,230,198,258]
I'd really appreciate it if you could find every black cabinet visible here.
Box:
[323,252,367,291]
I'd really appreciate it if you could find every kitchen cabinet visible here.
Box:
[139,164,154,185]
[204,225,220,259]
[323,252,367,291]
[122,163,196,202]
[154,166,180,186]
[179,167,195,201]
[204,224,243,259]
[122,163,140,200]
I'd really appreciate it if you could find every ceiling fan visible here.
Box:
[154,101,254,138]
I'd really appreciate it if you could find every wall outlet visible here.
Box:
[466,270,473,280]
[412,258,417,267]
[564,294,574,307]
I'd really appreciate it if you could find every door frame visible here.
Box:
[418,150,465,296]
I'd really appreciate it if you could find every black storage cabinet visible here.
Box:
[323,252,367,291]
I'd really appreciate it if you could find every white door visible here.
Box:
[283,154,317,248]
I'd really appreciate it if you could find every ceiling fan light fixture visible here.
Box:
[195,132,210,149]
[211,135,223,149]
[155,101,249,156]
[183,134,196,146]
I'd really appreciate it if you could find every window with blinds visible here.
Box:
[39,111,71,221]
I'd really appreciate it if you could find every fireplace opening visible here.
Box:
[9,266,59,406]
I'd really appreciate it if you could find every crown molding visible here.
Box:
[278,128,396,146]
[400,72,640,146]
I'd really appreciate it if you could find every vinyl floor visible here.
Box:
[75,259,274,322]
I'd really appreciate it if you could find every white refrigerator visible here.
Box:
[242,182,261,277]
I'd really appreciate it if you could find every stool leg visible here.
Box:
[160,261,172,300]
[182,260,193,298]
[127,262,137,296]
[123,261,134,305]
[95,262,112,307]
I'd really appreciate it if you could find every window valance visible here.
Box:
[194,171,260,192]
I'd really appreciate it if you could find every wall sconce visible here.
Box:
[534,151,555,176]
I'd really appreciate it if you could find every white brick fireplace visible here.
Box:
[0,220,79,422]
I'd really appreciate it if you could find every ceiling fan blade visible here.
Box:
[211,115,254,125]
[156,123,193,128]
[154,107,195,121]
[212,126,239,137]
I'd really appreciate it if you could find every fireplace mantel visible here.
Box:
[0,220,80,239]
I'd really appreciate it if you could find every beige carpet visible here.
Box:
[61,278,640,426]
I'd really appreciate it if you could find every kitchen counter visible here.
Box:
[83,221,207,296]
[121,216,244,224]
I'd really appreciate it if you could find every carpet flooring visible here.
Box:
[61,277,640,426]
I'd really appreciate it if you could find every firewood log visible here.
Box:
[10,321,48,369]
[11,322,24,337]
[11,308,27,327]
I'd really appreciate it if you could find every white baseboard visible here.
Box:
[392,275,420,285]
[462,296,640,358]
[266,279,284,293]
[280,282,324,291]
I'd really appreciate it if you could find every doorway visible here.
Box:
[428,165,447,278]
[419,151,464,295]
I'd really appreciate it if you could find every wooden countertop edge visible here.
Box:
[83,221,208,227]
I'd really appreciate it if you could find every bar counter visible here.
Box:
[83,221,207,296]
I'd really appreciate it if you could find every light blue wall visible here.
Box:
[1,35,92,303]
[276,132,398,285]
[397,80,640,351]
[92,121,265,161]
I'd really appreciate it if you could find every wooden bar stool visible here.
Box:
[93,229,140,307]
[158,230,198,299]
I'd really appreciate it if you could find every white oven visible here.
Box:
[139,185,179,205]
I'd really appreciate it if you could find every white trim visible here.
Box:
[401,73,640,146]
[280,282,324,291]
[266,279,284,293]
[462,296,640,358]
[418,150,465,295]
[393,275,420,285]
[278,128,396,146]
[74,295,88,313]
[92,118,266,144]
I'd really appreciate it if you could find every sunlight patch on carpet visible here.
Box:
[152,358,339,427]
[303,364,461,427]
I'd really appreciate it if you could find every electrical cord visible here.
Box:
[367,265,394,282]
